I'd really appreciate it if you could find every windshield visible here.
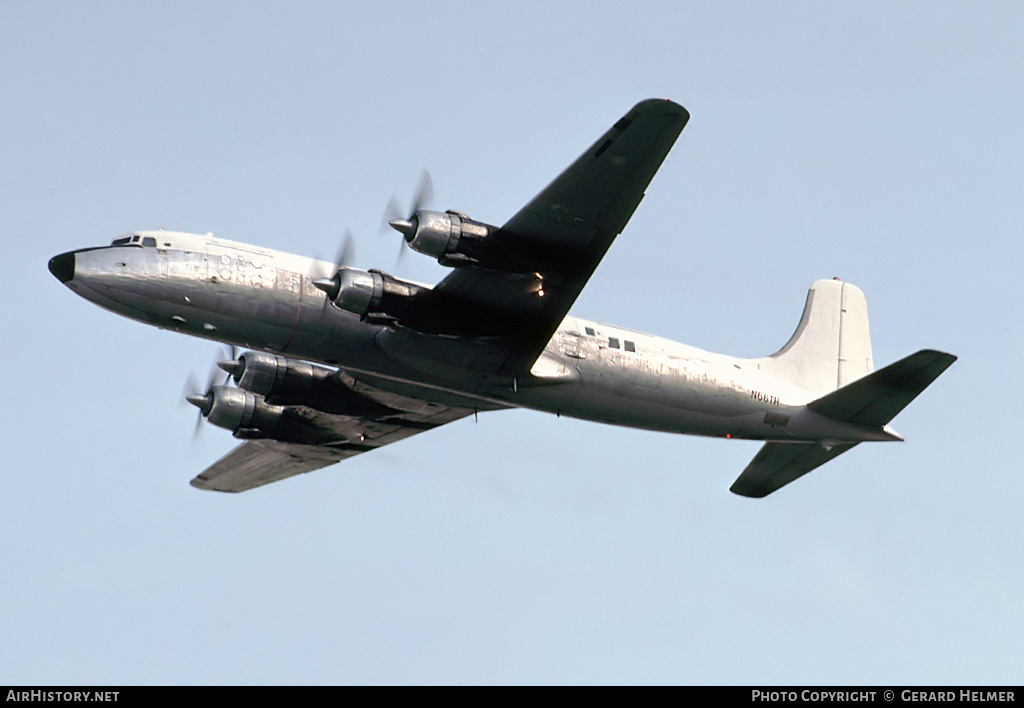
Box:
[110,234,157,247]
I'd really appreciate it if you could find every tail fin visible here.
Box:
[757,279,873,395]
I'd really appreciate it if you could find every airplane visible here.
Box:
[47,99,956,497]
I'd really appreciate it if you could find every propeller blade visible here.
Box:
[381,196,404,235]
[335,230,355,271]
[410,169,433,215]
[380,170,434,264]
[182,372,209,440]
[310,229,357,282]
[183,345,238,439]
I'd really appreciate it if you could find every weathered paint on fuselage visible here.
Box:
[55,232,892,445]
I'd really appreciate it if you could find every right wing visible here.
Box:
[428,99,689,374]
[190,374,481,493]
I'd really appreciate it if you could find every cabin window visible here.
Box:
[624,340,636,353]
[608,337,620,349]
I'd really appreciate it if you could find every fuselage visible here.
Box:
[49,231,898,445]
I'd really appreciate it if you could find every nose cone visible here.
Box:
[48,251,76,283]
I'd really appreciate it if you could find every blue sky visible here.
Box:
[3,1,1022,685]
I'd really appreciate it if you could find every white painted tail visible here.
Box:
[757,279,874,395]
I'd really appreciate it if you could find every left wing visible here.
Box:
[429,99,689,373]
[190,378,478,493]
[190,439,348,493]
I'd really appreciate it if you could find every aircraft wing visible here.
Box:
[190,380,477,493]
[431,99,689,373]
[190,439,347,492]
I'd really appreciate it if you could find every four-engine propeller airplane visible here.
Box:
[48,99,955,497]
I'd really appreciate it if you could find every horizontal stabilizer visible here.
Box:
[732,349,956,497]
[730,441,859,498]
[807,349,957,427]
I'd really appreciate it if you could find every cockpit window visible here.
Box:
[111,234,146,247]
[142,236,156,247]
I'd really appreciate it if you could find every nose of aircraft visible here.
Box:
[48,251,75,283]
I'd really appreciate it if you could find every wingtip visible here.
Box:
[633,98,689,120]
[189,477,211,490]
[882,424,905,442]
[189,476,238,493]
[729,483,770,499]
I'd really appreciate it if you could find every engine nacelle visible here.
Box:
[193,385,332,444]
[227,350,333,405]
[397,210,505,269]
[333,268,385,317]
[314,267,430,326]
[222,350,403,418]
[201,386,285,436]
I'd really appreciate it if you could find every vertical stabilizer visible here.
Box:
[757,279,873,395]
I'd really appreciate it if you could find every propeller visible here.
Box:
[381,169,433,262]
[216,354,243,383]
[310,229,356,304]
[310,229,356,279]
[182,345,238,439]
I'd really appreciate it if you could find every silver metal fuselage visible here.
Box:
[53,232,897,445]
